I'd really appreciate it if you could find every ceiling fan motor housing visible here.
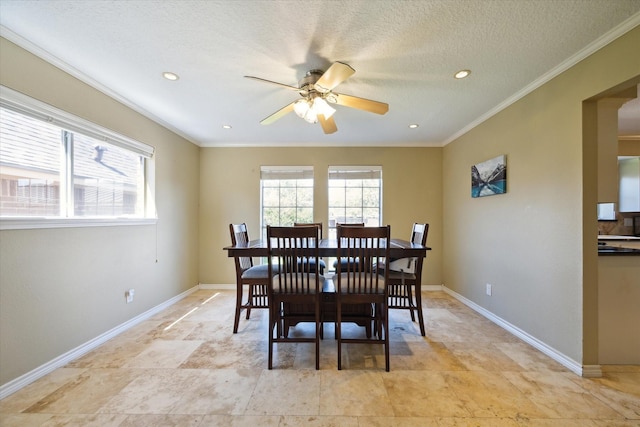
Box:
[298,70,325,97]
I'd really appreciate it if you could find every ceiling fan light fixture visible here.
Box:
[313,97,336,119]
[294,99,318,123]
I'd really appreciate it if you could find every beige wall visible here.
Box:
[0,38,201,385]
[199,147,443,286]
[598,255,640,364]
[2,24,638,388]
[443,27,640,364]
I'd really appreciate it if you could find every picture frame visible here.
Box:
[472,155,507,198]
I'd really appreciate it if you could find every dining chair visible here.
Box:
[293,222,326,274]
[267,225,324,370]
[332,222,365,272]
[229,223,272,333]
[379,223,429,336]
[335,224,391,371]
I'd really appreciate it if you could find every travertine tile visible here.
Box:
[383,371,470,417]
[97,369,194,415]
[503,371,624,420]
[280,415,359,426]
[245,370,320,416]
[493,342,566,372]
[122,339,203,369]
[444,342,524,371]
[0,368,87,413]
[320,370,393,416]
[0,413,54,426]
[436,417,520,426]
[442,371,547,418]
[200,414,281,426]
[2,289,638,426]
[23,368,142,414]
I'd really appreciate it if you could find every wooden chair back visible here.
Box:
[336,225,390,294]
[229,223,253,272]
[267,225,321,294]
[294,222,323,239]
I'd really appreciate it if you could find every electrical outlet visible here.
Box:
[624,218,633,227]
[486,283,492,296]
[125,289,135,303]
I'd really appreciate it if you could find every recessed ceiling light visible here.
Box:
[408,124,419,129]
[222,125,232,129]
[454,69,471,79]
[162,72,179,81]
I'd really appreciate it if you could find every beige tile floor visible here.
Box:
[1,289,639,426]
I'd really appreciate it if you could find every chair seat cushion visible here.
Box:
[272,273,325,293]
[332,257,359,270]
[297,257,327,272]
[377,258,417,275]
[383,269,417,280]
[241,264,278,279]
[336,273,386,293]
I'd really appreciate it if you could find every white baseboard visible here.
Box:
[440,285,600,378]
[0,285,200,400]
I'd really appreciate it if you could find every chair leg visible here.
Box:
[233,282,243,333]
[415,284,426,336]
[406,283,416,322]
[268,301,276,369]
[337,300,342,370]
[315,300,320,370]
[383,302,390,372]
[246,283,254,319]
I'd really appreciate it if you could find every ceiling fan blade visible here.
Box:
[318,114,337,134]
[260,101,296,125]
[245,76,300,91]
[315,62,355,92]
[331,93,389,115]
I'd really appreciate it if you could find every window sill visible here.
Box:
[0,217,158,230]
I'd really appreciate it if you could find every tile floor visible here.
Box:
[1,289,639,426]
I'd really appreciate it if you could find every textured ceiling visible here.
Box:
[1,0,639,147]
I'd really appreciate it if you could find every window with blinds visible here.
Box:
[328,166,382,238]
[0,85,155,224]
[260,166,314,239]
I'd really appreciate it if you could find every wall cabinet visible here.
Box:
[619,157,640,212]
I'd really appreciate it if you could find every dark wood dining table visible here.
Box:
[224,238,431,337]
[223,238,430,259]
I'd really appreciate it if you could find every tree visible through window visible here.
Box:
[328,166,382,239]
[260,166,314,239]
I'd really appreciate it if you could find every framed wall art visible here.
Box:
[471,155,507,198]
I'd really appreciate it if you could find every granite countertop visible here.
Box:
[598,245,640,256]
[597,235,640,255]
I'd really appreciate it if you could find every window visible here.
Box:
[260,166,314,239]
[328,166,382,238]
[0,85,155,229]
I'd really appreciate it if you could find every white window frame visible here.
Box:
[327,165,383,239]
[0,85,156,230]
[260,165,314,240]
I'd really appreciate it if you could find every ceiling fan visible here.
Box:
[245,62,389,134]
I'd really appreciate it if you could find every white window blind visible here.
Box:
[0,85,154,158]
